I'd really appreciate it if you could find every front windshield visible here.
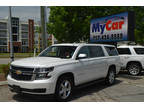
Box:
[39,46,77,59]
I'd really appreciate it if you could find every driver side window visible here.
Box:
[77,46,90,58]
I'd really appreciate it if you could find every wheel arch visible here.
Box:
[54,72,75,101]
[108,65,116,72]
[126,61,142,69]
[56,72,75,86]
[106,65,116,77]
[105,64,116,85]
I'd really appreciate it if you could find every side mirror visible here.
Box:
[77,54,87,59]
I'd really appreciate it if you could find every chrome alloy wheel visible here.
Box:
[109,71,115,84]
[129,65,140,75]
[59,80,71,99]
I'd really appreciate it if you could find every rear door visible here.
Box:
[87,45,108,80]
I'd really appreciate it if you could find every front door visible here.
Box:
[74,46,92,85]
[74,45,107,85]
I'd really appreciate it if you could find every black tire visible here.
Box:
[127,63,141,76]
[55,76,74,101]
[105,67,116,85]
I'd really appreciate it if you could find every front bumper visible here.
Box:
[7,75,56,95]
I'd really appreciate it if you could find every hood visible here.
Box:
[11,57,72,68]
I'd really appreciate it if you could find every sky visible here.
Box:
[0,6,49,22]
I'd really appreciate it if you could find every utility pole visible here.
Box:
[9,6,14,62]
[40,6,47,50]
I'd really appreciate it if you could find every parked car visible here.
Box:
[117,45,144,76]
[7,43,120,101]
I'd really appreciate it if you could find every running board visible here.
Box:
[75,78,105,89]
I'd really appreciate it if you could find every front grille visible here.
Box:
[11,65,34,81]
[11,72,33,81]
[11,66,34,71]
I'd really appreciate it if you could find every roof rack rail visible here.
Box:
[128,42,137,45]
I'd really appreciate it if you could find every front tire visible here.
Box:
[55,76,74,101]
[105,67,116,85]
[127,63,141,76]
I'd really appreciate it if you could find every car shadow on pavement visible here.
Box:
[12,79,122,102]
[118,71,144,80]
[70,79,122,101]
[12,93,55,102]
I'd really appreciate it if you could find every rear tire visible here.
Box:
[127,63,141,76]
[55,76,74,101]
[105,67,116,85]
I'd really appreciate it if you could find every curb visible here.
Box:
[0,81,8,86]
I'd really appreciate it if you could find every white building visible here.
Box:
[0,17,39,53]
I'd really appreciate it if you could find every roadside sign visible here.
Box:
[90,12,135,43]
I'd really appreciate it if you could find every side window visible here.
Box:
[88,46,105,58]
[77,46,89,58]
[105,46,118,56]
[134,48,144,55]
[117,48,131,55]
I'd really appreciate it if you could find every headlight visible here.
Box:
[34,67,54,80]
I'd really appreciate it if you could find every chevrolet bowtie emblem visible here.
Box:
[16,70,22,75]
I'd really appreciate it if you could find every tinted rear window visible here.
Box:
[88,46,105,58]
[105,46,118,56]
[134,48,144,54]
[117,48,131,55]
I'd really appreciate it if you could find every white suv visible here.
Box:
[117,45,144,76]
[7,43,120,101]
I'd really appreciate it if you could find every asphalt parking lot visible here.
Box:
[1,72,144,102]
